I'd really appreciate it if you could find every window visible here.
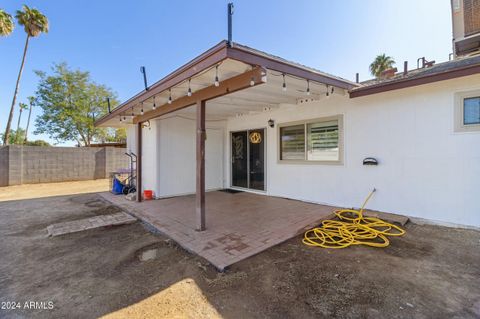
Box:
[454,91,480,132]
[464,97,480,125]
[280,125,305,160]
[279,115,343,163]
[307,121,339,161]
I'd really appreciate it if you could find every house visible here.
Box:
[95,3,480,230]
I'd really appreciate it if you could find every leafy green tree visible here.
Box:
[4,5,48,145]
[96,127,127,143]
[25,139,50,146]
[33,63,120,146]
[1,128,25,145]
[0,9,14,36]
[369,54,395,78]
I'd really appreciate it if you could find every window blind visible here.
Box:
[280,124,305,160]
[307,120,339,161]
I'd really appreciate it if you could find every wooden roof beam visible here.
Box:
[133,67,267,124]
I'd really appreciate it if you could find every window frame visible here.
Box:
[454,90,480,133]
[277,114,344,165]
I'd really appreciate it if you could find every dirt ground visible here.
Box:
[0,193,479,319]
[0,179,109,202]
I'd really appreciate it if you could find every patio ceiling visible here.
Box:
[95,41,357,127]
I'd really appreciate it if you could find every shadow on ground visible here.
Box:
[0,193,479,318]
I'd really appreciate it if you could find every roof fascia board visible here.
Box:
[350,64,480,98]
[95,41,229,126]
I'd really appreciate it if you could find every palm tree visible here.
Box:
[15,103,28,143]
[369,54,395,78]
[24,96,35,143]
[3,5,48,145]
[0,9,14,36]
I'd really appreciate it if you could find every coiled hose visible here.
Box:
[303,189,405,248]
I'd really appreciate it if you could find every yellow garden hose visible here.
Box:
[303,189,405,248]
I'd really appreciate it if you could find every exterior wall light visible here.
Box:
[268,119,275,128]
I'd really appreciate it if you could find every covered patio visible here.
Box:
[100,190,336,270]
[95,40,356,234]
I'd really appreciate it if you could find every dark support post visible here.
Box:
[227,3,234,47]
[196,100,206,231]
[136,122,142,202]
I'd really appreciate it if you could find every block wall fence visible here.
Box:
[0,146,128,187]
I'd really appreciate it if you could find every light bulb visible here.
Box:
[168,89,172,104]
[282,74,287,92]
[250,77,255,86]
[187,79,192,96]
[306,80,310,95]
[153,97,156,110]
[214,65,220,87]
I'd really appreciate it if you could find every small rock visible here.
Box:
[399,306,404,310]
[406,303,414,308]
[197,262,207,272]
[334,274,339,278]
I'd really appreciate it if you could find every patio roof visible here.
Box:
[95,40,358,128]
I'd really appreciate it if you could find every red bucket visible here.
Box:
[143,190,153,200]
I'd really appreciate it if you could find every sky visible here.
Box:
[0,0,452,146]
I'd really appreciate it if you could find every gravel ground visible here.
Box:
[0,193,479,319]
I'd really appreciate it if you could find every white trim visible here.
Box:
[454,90,480,132]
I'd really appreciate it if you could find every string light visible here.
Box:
[214,65,219,87]
[131,107,134,117]
[331,86,335,94]
[153,96,156,110]
[168,89,172,104]
[306,80,310,95]
[187,79,192,96]
[282,74,287,92]
[326,85,330,98]
[250,77,255,86]
[123,115,126,121]
[119,116,122,122]
[140,103,144,115]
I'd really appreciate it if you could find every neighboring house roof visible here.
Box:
[350,54,480,98]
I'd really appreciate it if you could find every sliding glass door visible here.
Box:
[231,129,265,191]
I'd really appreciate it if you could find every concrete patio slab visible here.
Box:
[100,191,336,270]
[47,212,136,237]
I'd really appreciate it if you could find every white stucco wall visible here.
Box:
[225,74,480,227]
[127,74,480,227]
[127,116,225,198]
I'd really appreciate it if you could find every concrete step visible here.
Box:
[47,212,136,237]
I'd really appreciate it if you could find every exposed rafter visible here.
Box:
[133,67,267,124]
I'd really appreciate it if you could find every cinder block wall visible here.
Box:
[0,146,129,187]
[0,147,8,186]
